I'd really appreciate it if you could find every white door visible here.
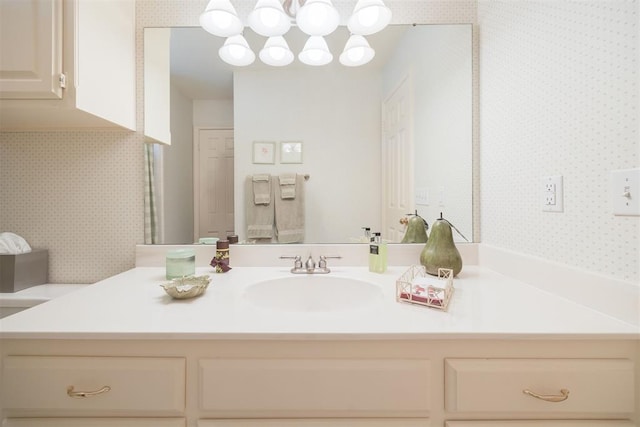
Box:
[382,75,413,242]
[0,0,63,99]
[195,128,234,240]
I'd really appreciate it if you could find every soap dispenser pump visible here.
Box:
[368,232,387,273]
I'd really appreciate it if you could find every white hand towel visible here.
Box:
[279,173,297,199]
[274,174,305,243]
[252,174,271,205]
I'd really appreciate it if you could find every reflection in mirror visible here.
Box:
[145,24,472,245]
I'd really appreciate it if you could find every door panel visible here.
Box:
[196,128,234,240]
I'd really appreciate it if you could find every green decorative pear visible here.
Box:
[420,213,462,276]
[400,210,429,243]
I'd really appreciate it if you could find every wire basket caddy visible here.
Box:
[396,265,454,311]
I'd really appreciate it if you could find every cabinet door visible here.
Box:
[4,419,185,427]
[0,0,63,99]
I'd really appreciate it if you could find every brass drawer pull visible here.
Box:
[67,385,111,398]
[523,388,569,402]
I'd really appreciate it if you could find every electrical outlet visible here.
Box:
[543,175,563,212]
[415,188,429,205]
[544,192,556,206]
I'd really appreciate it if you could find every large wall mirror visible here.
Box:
[144,24,472,245]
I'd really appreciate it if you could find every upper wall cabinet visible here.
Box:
[0,0,136,131]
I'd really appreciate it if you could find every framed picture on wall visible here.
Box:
[280,141,303,164]
[252,141,275,164]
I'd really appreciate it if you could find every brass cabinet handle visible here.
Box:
[523,388,569,402]
[67,385,111,398]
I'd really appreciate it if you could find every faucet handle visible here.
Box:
[280,255,302,269]
[318,255,341,268]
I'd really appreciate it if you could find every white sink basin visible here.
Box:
[243,275,383,312]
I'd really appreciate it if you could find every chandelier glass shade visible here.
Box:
[298,35,333,66]
[347,0,392,36]
[248,0,291,37]
[296,0,340,36]
[339,34,375,66]
[218,34,256,66]
[259,36,295,66]
[200,0,244,37]
[201,0,391,67]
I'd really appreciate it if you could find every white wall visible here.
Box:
[234,67,381,243]
[478,0,639,283]
[193,99,234,128]
[382,24,473,241]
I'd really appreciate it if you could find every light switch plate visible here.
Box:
[611,168,640,216]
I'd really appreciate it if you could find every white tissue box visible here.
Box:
[0,249,48,293]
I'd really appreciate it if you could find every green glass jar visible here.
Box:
[166,248,196,279]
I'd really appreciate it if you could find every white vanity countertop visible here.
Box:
[0,265,637,340]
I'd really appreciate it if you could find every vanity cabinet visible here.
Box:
[0,340,637,426]
[0,0,135,130]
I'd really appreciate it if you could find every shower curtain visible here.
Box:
[144,143,158,244]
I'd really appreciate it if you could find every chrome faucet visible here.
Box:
[281,255,341,274]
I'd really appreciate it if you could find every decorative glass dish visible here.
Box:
[160,275,211,299]
[396,265,454,311]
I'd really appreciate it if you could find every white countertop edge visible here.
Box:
[1,331,638,341]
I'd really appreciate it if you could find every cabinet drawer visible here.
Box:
[446,422,634,427]
[1,356,185,415]
[200,358,430,414]
[199,420,429,427]
[5,419,185,427]
[445,358,634,414]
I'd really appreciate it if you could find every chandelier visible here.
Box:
[199,0,391,67]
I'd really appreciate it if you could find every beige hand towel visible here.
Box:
[246,176,274,239]
[274,174,305,243]
[279,173,297,199]
[252,174,271,205]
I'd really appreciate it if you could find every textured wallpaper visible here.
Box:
[0,0,477,283]
[478,0,639,282]
[0,132,143,283]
